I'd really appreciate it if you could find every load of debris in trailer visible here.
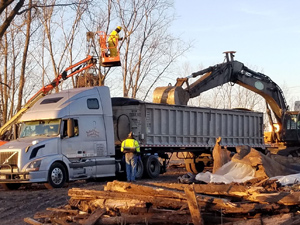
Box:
[24,144,300,225]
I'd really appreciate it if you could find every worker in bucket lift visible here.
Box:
[108,26,123,57]
[121,132,140,182]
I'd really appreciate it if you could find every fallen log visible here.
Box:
[104,180,186,199]
[144,182,251,197]
[69,188,187,210]
[23,217,43,225]
[246,191,300,205]
[46,207,78,214]
[184,185,204,225]
[223,213,295,225]
[70,183,284,215]
[81,207,106,225]
[97,212,192,225]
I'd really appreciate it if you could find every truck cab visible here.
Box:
[0,86,116,189]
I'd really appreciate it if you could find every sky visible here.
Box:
[170,0,300,102]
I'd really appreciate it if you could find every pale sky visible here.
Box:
[171,0,300,100]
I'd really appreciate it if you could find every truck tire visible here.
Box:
[143,155,160,178]
[45,162,67,189]
[135,158,144,180]
[1,183,21,190]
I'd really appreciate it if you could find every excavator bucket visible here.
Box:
[98,31,121,67]
[153,77,190,105]
[153,85,190,105]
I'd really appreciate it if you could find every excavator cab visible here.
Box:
[98,31,121,67]
[282,112,300,143]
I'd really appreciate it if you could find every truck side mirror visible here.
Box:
[67,119,74,138]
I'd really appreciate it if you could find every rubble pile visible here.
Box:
[24,179,300,225]
[24,146,300,225]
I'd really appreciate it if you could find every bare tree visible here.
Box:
[112,0,190,99]
[16,0,31,111]
[0,0,90,40]
[0,0,25,39]
[0,1,34,126]
[0,0,92,127]
[37,0,91,92]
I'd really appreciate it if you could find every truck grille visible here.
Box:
[0,151,19,165]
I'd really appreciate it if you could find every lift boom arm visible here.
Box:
[0,55,97,139]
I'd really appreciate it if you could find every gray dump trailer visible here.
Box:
[112,98,264,173]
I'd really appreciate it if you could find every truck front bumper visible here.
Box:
[0,164,47,183]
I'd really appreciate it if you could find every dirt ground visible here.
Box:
[0,160,187,225]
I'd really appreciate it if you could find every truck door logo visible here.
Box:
[86,129,100,137]
[86,121,100,137]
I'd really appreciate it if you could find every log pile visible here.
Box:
[24,180,300,225]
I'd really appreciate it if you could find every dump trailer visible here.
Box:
[112,97,264,174]
[0,86,264,189]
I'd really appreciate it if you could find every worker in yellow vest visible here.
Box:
[121,132,140,182]
[108,26,123,57]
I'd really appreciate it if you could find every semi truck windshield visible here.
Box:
[19,119,61,138]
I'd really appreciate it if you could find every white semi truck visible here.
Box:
[0,86,264,189]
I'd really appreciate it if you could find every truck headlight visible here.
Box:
[26,160,41,172]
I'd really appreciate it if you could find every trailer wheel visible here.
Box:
[1,183,21,190]
[143,155,160,178]
[45,162,66,189]
[135,158,144,180]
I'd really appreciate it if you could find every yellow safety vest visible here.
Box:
[121,138,140,153]
[108,30,120,45]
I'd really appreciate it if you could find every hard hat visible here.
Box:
[117,26,122,31]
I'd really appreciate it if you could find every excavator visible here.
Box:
[153,51,300,156]
[0,30,122,144]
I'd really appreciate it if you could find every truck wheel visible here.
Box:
[1,183,21,190]
[135,158,144,180]
[45,162,66,189]
[143,155,160,178]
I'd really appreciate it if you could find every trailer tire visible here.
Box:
[143,155,160,178]
[135,158,144,180]
[1,183,21,190]
[45,162,66,189]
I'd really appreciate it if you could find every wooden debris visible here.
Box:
[23,217,43,225]
[24,180,300,225]
[81,207,106,225]
[184,185,203,225]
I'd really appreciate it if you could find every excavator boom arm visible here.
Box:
[186,60,288,125]
[154,52,288,128]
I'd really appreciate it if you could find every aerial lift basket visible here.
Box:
[98,31,121,67]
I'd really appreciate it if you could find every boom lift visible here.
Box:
[153,51,300,155]
[0,55,97,142]
[87,31,121,67]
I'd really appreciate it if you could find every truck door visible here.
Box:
[61,118,96,179]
